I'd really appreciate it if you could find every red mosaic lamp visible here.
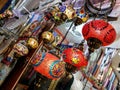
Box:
[82,20,116,52]
[34,52,65,79]
[62,48,88,69]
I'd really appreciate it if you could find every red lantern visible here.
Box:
[62,48,88,69]
[34,53,65,79]
[82,20,116,46]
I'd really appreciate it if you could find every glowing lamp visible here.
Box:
[62,48,88,69]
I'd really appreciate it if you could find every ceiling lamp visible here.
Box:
[34,52,65,79]
[82,20,116,52]
[62,48,88,69]
[64,6,76,20]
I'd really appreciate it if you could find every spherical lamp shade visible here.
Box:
[13,43,29,56]
[62,48,88,69]
[82,20,116,47]
[42,31,54,43]
[27,37,38,49]
[34,53,65,79]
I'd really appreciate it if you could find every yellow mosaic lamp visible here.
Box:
[42,31,54,43]
[64,6,76,20]
[27,37,39,49]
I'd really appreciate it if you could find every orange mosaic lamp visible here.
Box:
[62,48,88,69]
[34,52,65,79]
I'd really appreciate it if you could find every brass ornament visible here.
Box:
[27,37,39,49]
[42,31,54,43]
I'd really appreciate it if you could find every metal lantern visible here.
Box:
[64,6,76,20]
[82,20,116,49]
[62,48,88,69]
[27,37,39,49]
[42,31,54,43]
[77,7,89,22]
[34,52,65,79]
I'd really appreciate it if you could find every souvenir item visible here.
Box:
[77,7,89,22]
[62,48,88,69]
[13,42,29,56]
[64,6,76,20]
[52,31,62,47]
[44,12,53,21]
[27,37,38,49]
[59,5,66,12]
[0,10,13,19]
[42,31,54,43]
[0,0,13,14]
[60,13,68,22]
[34,52,65,79]
[85,0,116,15]
[51,6,60,16]
[51,6,68,25]
[53,12,63,25]
[7,40,29,62]
[82,20,116,50]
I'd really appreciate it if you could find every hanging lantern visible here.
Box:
[13,42,29,56]
[60,13,68,22]
[34,52,65,79]
[82,20,116,49]
[64,6,76,20]
[42,31,54,43]
[62,48,88,69]
[77,7,89,22]
[27,37,39,49]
